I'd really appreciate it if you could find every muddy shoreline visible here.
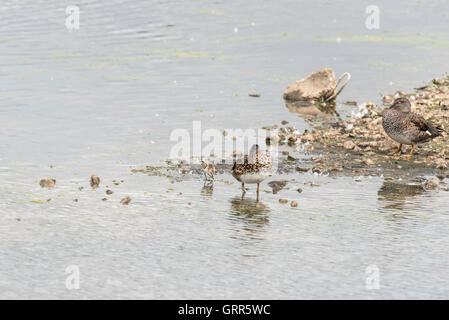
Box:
[270,75,449,181]
[135,75,449,191]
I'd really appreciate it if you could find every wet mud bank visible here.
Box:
[274,75,449,183]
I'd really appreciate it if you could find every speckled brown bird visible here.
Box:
[232,144,272,201]
[201,160,215,181]
[382,97,445,158]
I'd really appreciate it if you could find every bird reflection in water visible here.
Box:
[377,181,426,212]
[285,100,341,121]
[201,182,214,197]
[228,197,270,240]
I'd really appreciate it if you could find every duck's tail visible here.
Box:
[436,124,446,135]
[430,124,446,138]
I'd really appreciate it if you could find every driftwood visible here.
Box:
[283,68,350,103]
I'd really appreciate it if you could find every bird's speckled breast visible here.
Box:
[382,110,413,145]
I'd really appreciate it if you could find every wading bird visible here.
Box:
[232,144,272,201]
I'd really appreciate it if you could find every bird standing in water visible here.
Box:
[382,97,445,158]
[201,160,216,182]
[232,144,272,201]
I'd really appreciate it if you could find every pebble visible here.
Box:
[312,167,322,174]
[120,197,131,205]
[268,181,287,194]
[436,159,448,169]
[290,201,298,207]
[343,140,356,150]
[40,178,56,188]
[425,179,440,189]
[90,174,100,189]
[279,198,288,204]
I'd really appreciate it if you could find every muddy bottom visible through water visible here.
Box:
[1,0,449,299]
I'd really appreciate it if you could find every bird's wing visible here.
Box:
[407,113,431,132]
[407,113,444,143]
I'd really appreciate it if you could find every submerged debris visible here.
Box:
[268,180,287,194]
[39,178,56,188]
[425,179,440,190]
[120,197,132,205]
[90,174,100,189]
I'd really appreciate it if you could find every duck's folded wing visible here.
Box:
[408,113,430,131]
[408,113,444,141]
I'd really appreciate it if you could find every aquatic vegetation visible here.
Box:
[314,35,449,48]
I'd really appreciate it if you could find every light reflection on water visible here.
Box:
[1,0,449,299]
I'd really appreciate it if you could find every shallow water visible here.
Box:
[1,0,449,299]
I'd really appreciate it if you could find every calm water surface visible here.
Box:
[1,0,449,299]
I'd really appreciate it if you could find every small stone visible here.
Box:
[425,179,439,189]
[120,197,131,205]
[296,167,309,172]
[328,167,343,172]
[90,174,100,189]
[106,189,113,195]
[268,181,287,194]
[382,94,394,106]
[300,132,314,143]
[435,159,448,169]
[363,159,375,166]
[312,167,322,174]
[102,198,107,201]
[180,168,189,174]
[343,140,356,150]
[287,134,298,143]
[290,201,298,207]
[281,120,289,125]
[266,132,282,145]
[433,78,446,85]
[297,188,303,193]
[279,198,288,204]
[39,178,56,188]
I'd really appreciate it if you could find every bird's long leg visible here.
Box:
[256,183,260,202]
[241,182,246,199]
[401,144,415,159]
[391,144,402,156]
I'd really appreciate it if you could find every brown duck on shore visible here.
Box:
[382,97,445,158]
